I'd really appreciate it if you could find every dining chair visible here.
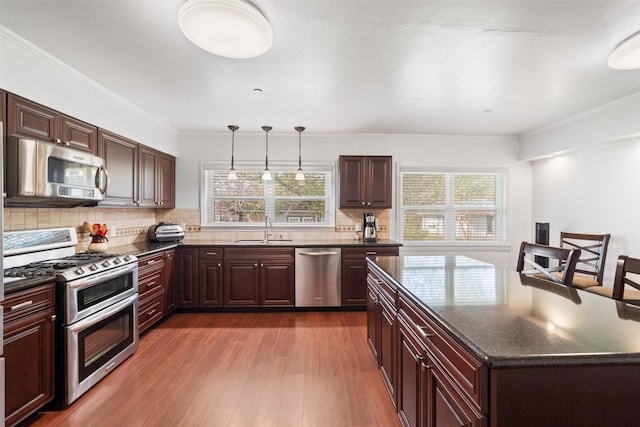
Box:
[586,255,640,304]
[558,232,611,289]
[516,241,581,286]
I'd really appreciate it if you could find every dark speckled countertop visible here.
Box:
[369,255,640,368]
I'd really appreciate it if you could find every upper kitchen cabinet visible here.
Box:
[7,94,97,154]
[139,145,175,209]
[339,155,392,209]
[98,129,139,207]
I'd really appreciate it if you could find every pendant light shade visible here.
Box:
[294,126,305,181]
[227,125,239,179]
[178,0,273,59]
[261,126,272,180]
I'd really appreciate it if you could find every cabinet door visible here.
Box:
[164,249,176,314]
[60,114,97,153]
[175,248,199,307]
[200,258,223,307]
[366,281,380,360]
[158,153,176,209]
[224,260,260,307]
[366,156,393,208]
[4,307,55,427]
[339,155,366,208]
[7,94,59,141]
[425,354,486,427]
[342,259,368,306]
[138,145,159,208]
[97,129,138,207]
[398,318,427,427]
[379,296,397,404]
[260,258,295,307]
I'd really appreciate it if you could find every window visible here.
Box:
[201,163,334,227]
[399,168,507,243]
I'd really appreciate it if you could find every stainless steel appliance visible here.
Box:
[363,212,377,242]
[295,247,341,307]
[3,227,138,407]
[148,221,185,242]
[5,137,109,207]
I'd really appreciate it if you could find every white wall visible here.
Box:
[0,27,179,155]
[532,138,640,285]
[177,131,532,268]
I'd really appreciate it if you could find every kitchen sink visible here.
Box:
[233,239,293,245]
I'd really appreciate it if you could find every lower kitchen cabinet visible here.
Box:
[164,249,176,314]
[175,247,199,307]
[199,248,223,307]
[342,246,399,307]
[137,252,166,333]
[3,283,56,427]
[224,247,295,308]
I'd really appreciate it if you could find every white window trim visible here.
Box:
[396,165,509,246]
[200,160,336,230]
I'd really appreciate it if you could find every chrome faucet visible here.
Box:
[264,214,273,243]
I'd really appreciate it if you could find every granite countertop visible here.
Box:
[369,255,640,368]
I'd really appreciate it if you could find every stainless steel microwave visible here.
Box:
[6,137,109,207]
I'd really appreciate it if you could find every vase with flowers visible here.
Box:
[84,222,110,252]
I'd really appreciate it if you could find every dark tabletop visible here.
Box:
[369,255,640,367]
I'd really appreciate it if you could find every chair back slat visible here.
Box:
[517,241,581,286]
[559,232,611,286]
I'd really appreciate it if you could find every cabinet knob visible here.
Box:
[51,314,57,322]
[420,360,431,372]
[362,202,365,205]
[255,263,258,267]
[367,202,371,205]
[218,263,222,267]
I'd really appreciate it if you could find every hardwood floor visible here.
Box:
[27,311,400,427]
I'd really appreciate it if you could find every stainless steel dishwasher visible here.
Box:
[295,247,342,307]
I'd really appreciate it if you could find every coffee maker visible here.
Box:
[363,213,377,242]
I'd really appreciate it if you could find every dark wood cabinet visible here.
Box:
[342,246,399,307]
[175,247,199,308]
[224,247,295,308]
[339,155,392,208]
[3,283,56,427]
[164,249,176,314]
[7,94,97,153]
[98,129,139,207]
[137,252,165,334]
[139,146,176,209]
[397,316,427,427]
[199,248,224,307]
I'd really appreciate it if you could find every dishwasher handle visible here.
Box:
[298,251,340,256]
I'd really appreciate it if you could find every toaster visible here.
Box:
[148,221,185,242]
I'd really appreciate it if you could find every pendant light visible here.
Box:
[294,126,305,181]
[227,125,239,179]
[261,126,272,180]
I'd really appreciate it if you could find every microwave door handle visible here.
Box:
[97,165,110,195]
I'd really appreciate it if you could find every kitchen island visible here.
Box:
[367,255,640,427]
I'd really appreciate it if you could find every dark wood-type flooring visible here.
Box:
[27,311,400,427]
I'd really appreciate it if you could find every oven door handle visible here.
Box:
[67,293,138,333]
[68,262,138,291]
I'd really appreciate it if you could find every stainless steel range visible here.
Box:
[3,227,139,406]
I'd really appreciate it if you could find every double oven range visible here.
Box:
[4,227,139,406]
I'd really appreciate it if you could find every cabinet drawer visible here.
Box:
[199,247,223,260]
[4,283,55,323]
[367,268,397,306]
[138,290,164,334]
[225,247,294,259]
[138,268,163,299]
[138,253,165,274]
[399,293,487,412]
[343,246,399,260]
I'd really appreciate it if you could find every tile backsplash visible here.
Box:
[4,207,390,249]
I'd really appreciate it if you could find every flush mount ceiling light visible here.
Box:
[178,0,273,59]
[609,31,640,70]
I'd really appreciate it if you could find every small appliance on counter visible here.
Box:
[363,212,377,242]
[148,221,185,242]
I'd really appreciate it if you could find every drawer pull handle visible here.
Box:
[418,326,434,340]
[147,260,156,264]
[147,309,157,317]
[420,361,431,372]
[366,251,377,255]
[11,300,33,310]
[206,252,218,256]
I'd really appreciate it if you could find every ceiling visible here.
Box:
[2,0,640,136]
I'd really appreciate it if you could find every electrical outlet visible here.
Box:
[354,223,361,231]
